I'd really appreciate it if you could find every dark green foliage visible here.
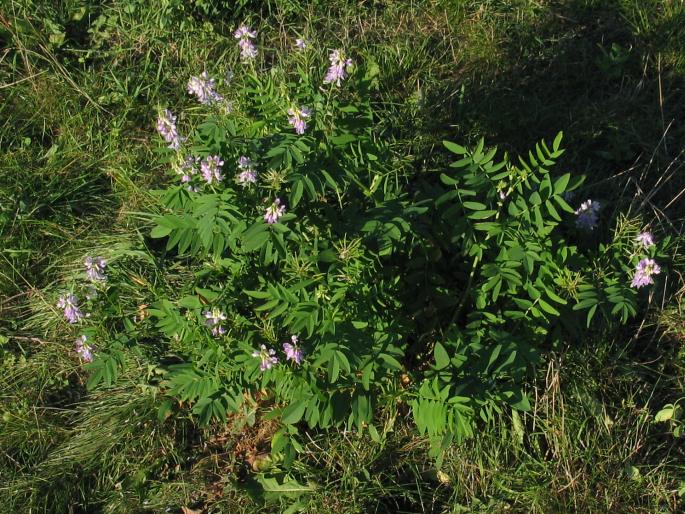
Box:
[135,56,667,467]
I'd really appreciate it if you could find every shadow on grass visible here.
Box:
[420,1,685,210]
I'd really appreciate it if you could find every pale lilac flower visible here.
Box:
[156,109,183,150]
[204,308,227,326]
[252,344,278,371]
[295,38,307,50]
[239,41,258,60]
[636,231,655,248]
[287,106,311,135]
[211,326,226,337]
[238,156,252,169]
[574,199,601,230]
[200,155,224,184]
[631,258,661,288]
[187,72,223,105]
[74,335,94,362]
[324,49,353,86]
[283,335,303,365]
[234,25,257,40]
[237,169,257,186]
[57,294,84,324]
[236,156,257,186]
[234,25,258,60]
[84,256,106,282]
[264,198,286,224]
[203,308,227,338]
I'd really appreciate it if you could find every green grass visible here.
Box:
[1,0,685,512]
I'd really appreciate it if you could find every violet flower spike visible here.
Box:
[237,169,257,186]
[84,256,107,282]
[631,258,661,289]
[238,156,252,169]
[74,335,94,362]
[234,25,258,60]
[283,335,304,365]
[574,199,601,230]
[187,71,223,105]
[204,308,227,327]
[200,155,224,184]
[57,294,84,324]
[211,326,226,337]
[203,308,227,337]
[287,106,311,135]
[323,49,353,86]
[156,109,183,150]
[234,25,257,40]
[236,156,258,186]
[252,344,278,371]
[636,231,655,248]
[238,39,258,60]
[264,198,286,224]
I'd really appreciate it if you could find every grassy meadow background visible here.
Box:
[1,0,685,512]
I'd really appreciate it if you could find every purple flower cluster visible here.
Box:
[203,308,227,337]
[636,231,655,248]
[282,335,303,364]
[187,72,223,105]
[236,156,258,186]
[234,25,258,60]
[57,294,84,324]
[85,256,106,282]
[631,258,661,289]
[75,335,94,362]
[287,106,311,135]
[294,38,307,50]
[156,109,183,150]
[201,155,224,184]
[574,199,601,230]
[253,336,304,371]
[179,155,200,183]
[252,344,278,371]
[264,198,286,224]
[324,49,353,86]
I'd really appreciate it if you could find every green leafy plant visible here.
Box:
[69,36,669,466]
[655,399,685,438]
